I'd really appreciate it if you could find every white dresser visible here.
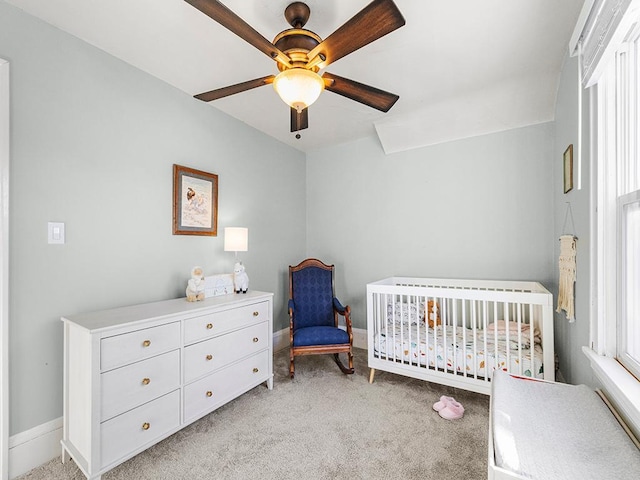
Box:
[61,291,273,480]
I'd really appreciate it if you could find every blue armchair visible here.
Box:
[288,258,354,378]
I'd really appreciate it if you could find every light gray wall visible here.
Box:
[0,1,306,435]
[306,125,556,329]
[553,52,594,386]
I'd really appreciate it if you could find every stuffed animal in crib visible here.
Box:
[186,266,206,302]
[233,262,249,294]
[426,300,441,328]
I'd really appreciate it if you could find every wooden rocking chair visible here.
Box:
[288,258,354,378]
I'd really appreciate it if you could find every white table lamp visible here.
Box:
[224,227,248,262]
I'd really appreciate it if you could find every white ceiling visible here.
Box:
[4,0,585,153]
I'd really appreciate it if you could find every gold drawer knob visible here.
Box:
[206,354,213,361]
[206,391,213,397]
[252,337,259,343]
[142,422,150,431]
[142,340,151,347]
[206,323,213,330]
[252,311,259,317]
[141,378,150,386]
[253,367,259,373]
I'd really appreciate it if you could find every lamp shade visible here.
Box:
[273,68,324,113]
[224,227,248,252]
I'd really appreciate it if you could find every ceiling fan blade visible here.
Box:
[194,75,275,102]
[322,72,399,112]
[185,0,292,68]
[291,107,309,132]
[305,0,405,70]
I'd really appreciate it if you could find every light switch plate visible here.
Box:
[48,222,65,244]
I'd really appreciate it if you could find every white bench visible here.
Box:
[488,370,640,479]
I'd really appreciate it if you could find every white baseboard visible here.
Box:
[8,417,62,479]
[9,328,369,478]
[352,327,367,350]
[273,327,290,351]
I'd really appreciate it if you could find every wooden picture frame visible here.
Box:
[563,144,573,194]
[173,164,218,236]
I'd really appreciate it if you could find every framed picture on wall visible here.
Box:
[173,164,218,236]
[563,144,573,194]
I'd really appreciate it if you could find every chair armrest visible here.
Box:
[333,298,352,331]
[288,299,294,344]
[333,297,347,315]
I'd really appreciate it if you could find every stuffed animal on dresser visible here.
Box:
[426,300,441,328]
[233,262,249,294]
[186,266,206,302]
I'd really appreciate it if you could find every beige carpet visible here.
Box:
[18,348,490,479]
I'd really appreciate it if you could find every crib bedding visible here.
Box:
[373,323,544,379]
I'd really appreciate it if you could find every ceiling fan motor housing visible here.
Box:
[273,29,322,71]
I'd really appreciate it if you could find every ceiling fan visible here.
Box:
[185,0,405,134]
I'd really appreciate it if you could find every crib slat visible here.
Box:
[396,296,401,362]
[471,300,478,379]
[482,299,489,384]
[442,296,448,373]
[504,302,511,374]
[529,303,535,377]
[432,296,438,371]
[385,293,390,362]
[410,297,414,366]
[451,297,458,376]
[517,302,523,376]
[375,293,381,359]
[407,296,412,366]
[461,299,467,376]
[493,301,499,379]
[401,296,405,362]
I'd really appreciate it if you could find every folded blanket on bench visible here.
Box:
[491,370,640,479]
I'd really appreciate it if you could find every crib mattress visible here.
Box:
[491,370,640,479]
[372,324,544,379]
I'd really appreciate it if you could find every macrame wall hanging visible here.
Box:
[557,203,577,322]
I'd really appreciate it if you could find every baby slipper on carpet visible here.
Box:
[438,399,465,420]
[432,395,455,412]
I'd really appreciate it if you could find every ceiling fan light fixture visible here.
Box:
[273,68,324,112]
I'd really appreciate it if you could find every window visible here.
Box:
[595,15,640,377]
[574,0,640,437]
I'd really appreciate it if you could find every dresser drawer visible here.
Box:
[183,301,269,344]
[183,349,269,422]
[101,349,180,421]
[184,321,269,383]
[100,389,180,469]
[101,322,180,371]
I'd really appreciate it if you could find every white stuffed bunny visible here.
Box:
[186,266,205,302]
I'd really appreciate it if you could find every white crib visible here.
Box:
[367,277,554,394]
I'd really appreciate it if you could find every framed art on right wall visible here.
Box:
[563,144,573,194]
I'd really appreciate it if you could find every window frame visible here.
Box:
[594,12,640,366]
[587,3,640,438]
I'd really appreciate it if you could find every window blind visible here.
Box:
[572,0,636,86]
